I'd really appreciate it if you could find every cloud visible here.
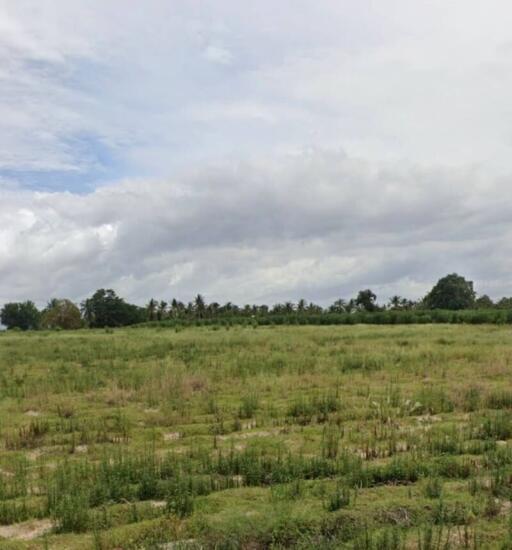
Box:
[3,1,512,186]
[204,44,233,65]
[0,2,512,305]
[1,151,511,307]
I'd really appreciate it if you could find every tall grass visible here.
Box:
[0,325,510,547]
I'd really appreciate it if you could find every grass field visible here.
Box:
[2,325,512,548]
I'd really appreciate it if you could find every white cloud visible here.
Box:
[1,151,511,306]
[1,1,512,304]
[2,1,512,177]
[204,44,233,65]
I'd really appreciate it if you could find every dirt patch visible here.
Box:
[500,499,512,515]
[159,540,198,549]
[396,441,408,452]
[231,475,244,486]
[416,414,442,424]
[149,500,167,508]
[0,519,52,540]
[164,432,181,441]
[219,429,278,441]
[238,429,275,439]
[25,410,40,417]
[26,449,43,461]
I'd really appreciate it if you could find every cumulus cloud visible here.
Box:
[1,151,511,306]
[1,2,512,305]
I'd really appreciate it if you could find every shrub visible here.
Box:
[324,483,350,512]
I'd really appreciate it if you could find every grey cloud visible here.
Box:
[0,151,510,306]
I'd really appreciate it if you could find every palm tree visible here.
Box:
[146,298,157,321]
[297,298,307,314]
[46,298,59,310]
[157,301,167,320]
[307,302,323,314]
[194,294,206,318]
[345,299,357,314]
[284,302,295,314]
[207,302,220,318]
[186,301,194,318]
[169,298,181,318]
[388,295,402,310]
[329,299,347,314]
[271,303,285,314]
[80,298,94,326]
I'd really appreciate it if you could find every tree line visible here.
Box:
[0,273,508,331]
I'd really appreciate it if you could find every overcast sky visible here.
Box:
[1,0,512,307]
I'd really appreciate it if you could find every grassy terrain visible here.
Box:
[1,325,512,548]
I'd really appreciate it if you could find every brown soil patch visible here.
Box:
[0,519,52,540]
[164,432,181,441]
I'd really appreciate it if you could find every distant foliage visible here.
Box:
[80,289,145,328]
[2,272,512,330]
[41,299,82,330]
[355,289,378,312]
[0,301,40,330]
[475,294,494,309]
[425,273,476,310]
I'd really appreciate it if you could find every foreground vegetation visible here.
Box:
[2,325,512,548]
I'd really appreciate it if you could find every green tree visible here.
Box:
[146,298,157,321]
[387,295,415,311]
[208,302,220,318]
[475,294,494,309]
[81,289,145,327]
[41,299,82,330]
[388,295,403,310]
[425,273,476,310]
[497,297,512,309]
[169,298,185,318]
[329,299,347,313]
[307,302,323,314]
[297,299,307,314]
[157,301,168,321]
[284,301,295,314]
[0,301,40,330]
[194,294,206,318]
[355,289,378,312]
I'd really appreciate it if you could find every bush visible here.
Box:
[324,483,350,511]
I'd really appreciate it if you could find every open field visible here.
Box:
[2,325,512,548]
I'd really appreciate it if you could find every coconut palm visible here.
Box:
[146,298,158,321]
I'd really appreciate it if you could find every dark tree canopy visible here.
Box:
[81,289,145,328]
[0,301,40,330]
[425,273,476,310]
[475,294,494,309]
[497,297,512,309]
[355,289,378,312]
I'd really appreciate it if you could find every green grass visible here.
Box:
[1,325,512,548]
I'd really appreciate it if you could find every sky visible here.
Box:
[1,0,512,307]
